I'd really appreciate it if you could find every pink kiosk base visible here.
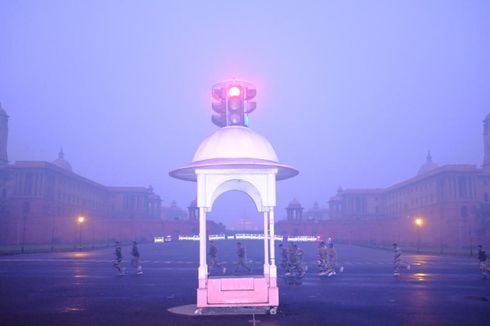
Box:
[197,276,278,312]
[170,126,298,316]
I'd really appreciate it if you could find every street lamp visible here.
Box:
[414,217,424,253]
[77,216,85,250]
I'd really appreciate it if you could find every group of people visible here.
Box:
[316,238,340,277]
[113,241,143,276]
[208,241,252,274]
[279,242,307,278]
[392,242,489,279]
[113,239,489,280]
[209,238,339,280]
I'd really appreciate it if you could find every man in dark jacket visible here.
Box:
[478,245,488,280]
[208,241,226,274]
[235,242,251,273]
[393,243,401,277]
[131,241,143,275]
[113,241,124,275]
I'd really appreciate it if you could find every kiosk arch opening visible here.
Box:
[209,179,264,214]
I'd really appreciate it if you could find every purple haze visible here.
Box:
[1,1,489,229]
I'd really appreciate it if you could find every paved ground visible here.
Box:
[0,241,489,325]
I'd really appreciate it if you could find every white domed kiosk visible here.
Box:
[170,103,298,314]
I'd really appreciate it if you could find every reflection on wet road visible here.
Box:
[0,242,489,325]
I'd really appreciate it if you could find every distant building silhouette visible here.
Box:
[277,199,329,237]
[0,103,9,166]
[279,114,490,249]
[0,104,227,245]
[161,200,187,220]
[0,105,164,244]
[304,201,329,221]
[286,198,303,221]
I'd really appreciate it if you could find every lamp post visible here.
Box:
[77,216,85,250]
[415,217,424,253]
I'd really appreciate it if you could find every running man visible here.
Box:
[295,244,307,278]
[113,241,124,275]
[235,242,251,273]
[317,241,328,275]
[131,241,143,275]
[208,241,226,274]
[326,242,337,277]
[279,243,289,270]
[477,245,488,280]
[393,243,402,277]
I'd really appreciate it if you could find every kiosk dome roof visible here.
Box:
[170,126,298,182]
[193,126,278,163]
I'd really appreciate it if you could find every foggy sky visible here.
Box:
[1,1,489,229]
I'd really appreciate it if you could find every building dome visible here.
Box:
[418,151,438,175]
[288,198,302,208]
[52,149,73,172]
[192,126,278,163]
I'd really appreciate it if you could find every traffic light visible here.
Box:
[211,86,227,127]
[244,87,256,114]
[210,80,257,128]
[227,85,245,126]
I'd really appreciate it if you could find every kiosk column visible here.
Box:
[263,210,270,276]
[198,206,207,284]
[268,208,277,278]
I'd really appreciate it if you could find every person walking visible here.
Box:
[393,243,402,277]
[286,242,297,276]
[317,241,328,276]
[477,245,488,280]
[286,243,304,277]
[327,242,337,277]
[208,241,226,274]
[279,243,289,271]
[131,241,143,275]
[113,241,124,275]
[235,242,251,273]
[295,244,307,278]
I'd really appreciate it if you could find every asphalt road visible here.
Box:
[0,241,489,325]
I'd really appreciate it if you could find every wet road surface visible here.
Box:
[1,241,489,325]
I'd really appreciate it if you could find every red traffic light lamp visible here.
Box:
[228,86,241,97]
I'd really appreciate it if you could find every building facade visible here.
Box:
[278,115,490,249]
[276,199,330,237]
[0,105,168,245]
[325,115,490,248]
[0,157,163,244]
